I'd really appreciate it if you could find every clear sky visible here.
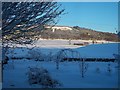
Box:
[57,2,118,33]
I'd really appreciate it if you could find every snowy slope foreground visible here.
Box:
[3,42,119,88]
[3,60,118,88]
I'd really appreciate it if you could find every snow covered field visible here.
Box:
[3,60,118,88]
[7,42,119,59]
[2,40,119,88]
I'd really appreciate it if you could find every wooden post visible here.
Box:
[81,59,84,78]
[56,56,59,70]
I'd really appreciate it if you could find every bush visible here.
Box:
[27,67,61,88]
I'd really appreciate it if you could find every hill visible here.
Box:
[39,25,118,42]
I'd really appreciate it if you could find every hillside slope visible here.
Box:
[39,26,118,41]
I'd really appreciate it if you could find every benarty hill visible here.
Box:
[39,25,118,42]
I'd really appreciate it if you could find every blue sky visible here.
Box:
[57,2,118,33]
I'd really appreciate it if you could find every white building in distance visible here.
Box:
[45,25,72,32]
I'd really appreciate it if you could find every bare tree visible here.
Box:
[2,1,64,44]
[1,1,64,64]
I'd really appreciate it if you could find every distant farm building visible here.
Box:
[45,25,72,32]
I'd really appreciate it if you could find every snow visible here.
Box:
[2,41,119,88]
[3,60,118,88]
[75,43,119,58]
[7,42,119,59]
